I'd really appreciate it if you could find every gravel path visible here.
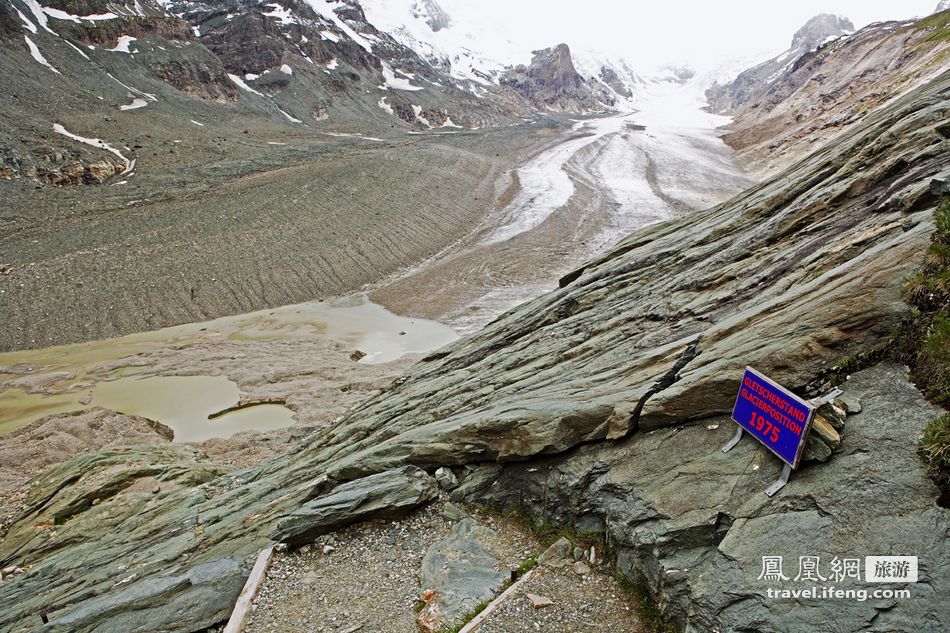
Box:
[478,564,645,633]
[243,501,643,633]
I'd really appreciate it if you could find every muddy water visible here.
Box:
[0,295,457,438]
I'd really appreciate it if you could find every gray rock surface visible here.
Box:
[274,466,439,545]
[460,365,950,632]
[435,466,460,491]
[0,71,947,632]
[417,518,509,631]
[501,44,604,112]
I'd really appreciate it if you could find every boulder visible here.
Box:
[273,466,438,545]
[417,518,508,631]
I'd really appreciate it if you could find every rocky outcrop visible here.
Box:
[273,466,438,545]
[709,11,948,175]
[501,43,603,112]
[599,65,632,98]
[706,13,854,115]
[148,60,238,101]
[0,148,125,185]
[411,0,451,32]
[459,364,949,632]
[0,66,947,633]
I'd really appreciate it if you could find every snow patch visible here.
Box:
[321,132,385,142]
[380,64,422,91]
[22,0,56,35]
[303,0,373,51]
[119,98,149,111]
[190,119,205,126]
[262,3,298,26]
[412,104,431,127]
[15,7,38,33]
[441,116,461,128]
[109,36,136,53]
[43,7,118,22]
[63,39,91,60]
[325,58,339,70]
[23,35,60,73]
[227,73,264,96]
[378,97,394,115]
[105,73,157,102]
[279,64,293,75]
[53,123,133,173]
[278,107,302,123]
[245,73,260,81]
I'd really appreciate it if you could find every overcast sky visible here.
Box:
[437,0,940,70]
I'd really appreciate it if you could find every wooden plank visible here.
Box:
[457,568,536,633]
[223,544,277,633]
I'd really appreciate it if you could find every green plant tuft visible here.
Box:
[920,413,950,489]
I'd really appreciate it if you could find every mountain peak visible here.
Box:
[410,0,451,32]
[791,13,855,52]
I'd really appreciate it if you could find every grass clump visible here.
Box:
[902,196,950,406]
[920,413,950,487]
[438,598,494,633]
[613,572,677,633]
[915,10,950,43]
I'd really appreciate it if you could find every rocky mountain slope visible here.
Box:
[1,56,946,630]
[500,43,604,112]
[709,10,949,174]
[705,13,855,115]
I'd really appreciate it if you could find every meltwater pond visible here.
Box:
[0,295,457,439]
[90,376,296,444]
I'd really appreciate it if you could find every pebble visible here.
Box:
[527,593,554,609]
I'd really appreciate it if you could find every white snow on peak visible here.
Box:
[380,63,422,90]
[227,73,264,96]
[280,63,293,75]
[303,0,373,51]
[361,0,524,84]
[23,35,60,73]
[109,36,137,53]
[52,123,133,173]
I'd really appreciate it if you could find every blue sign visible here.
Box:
[731,367,816,468]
